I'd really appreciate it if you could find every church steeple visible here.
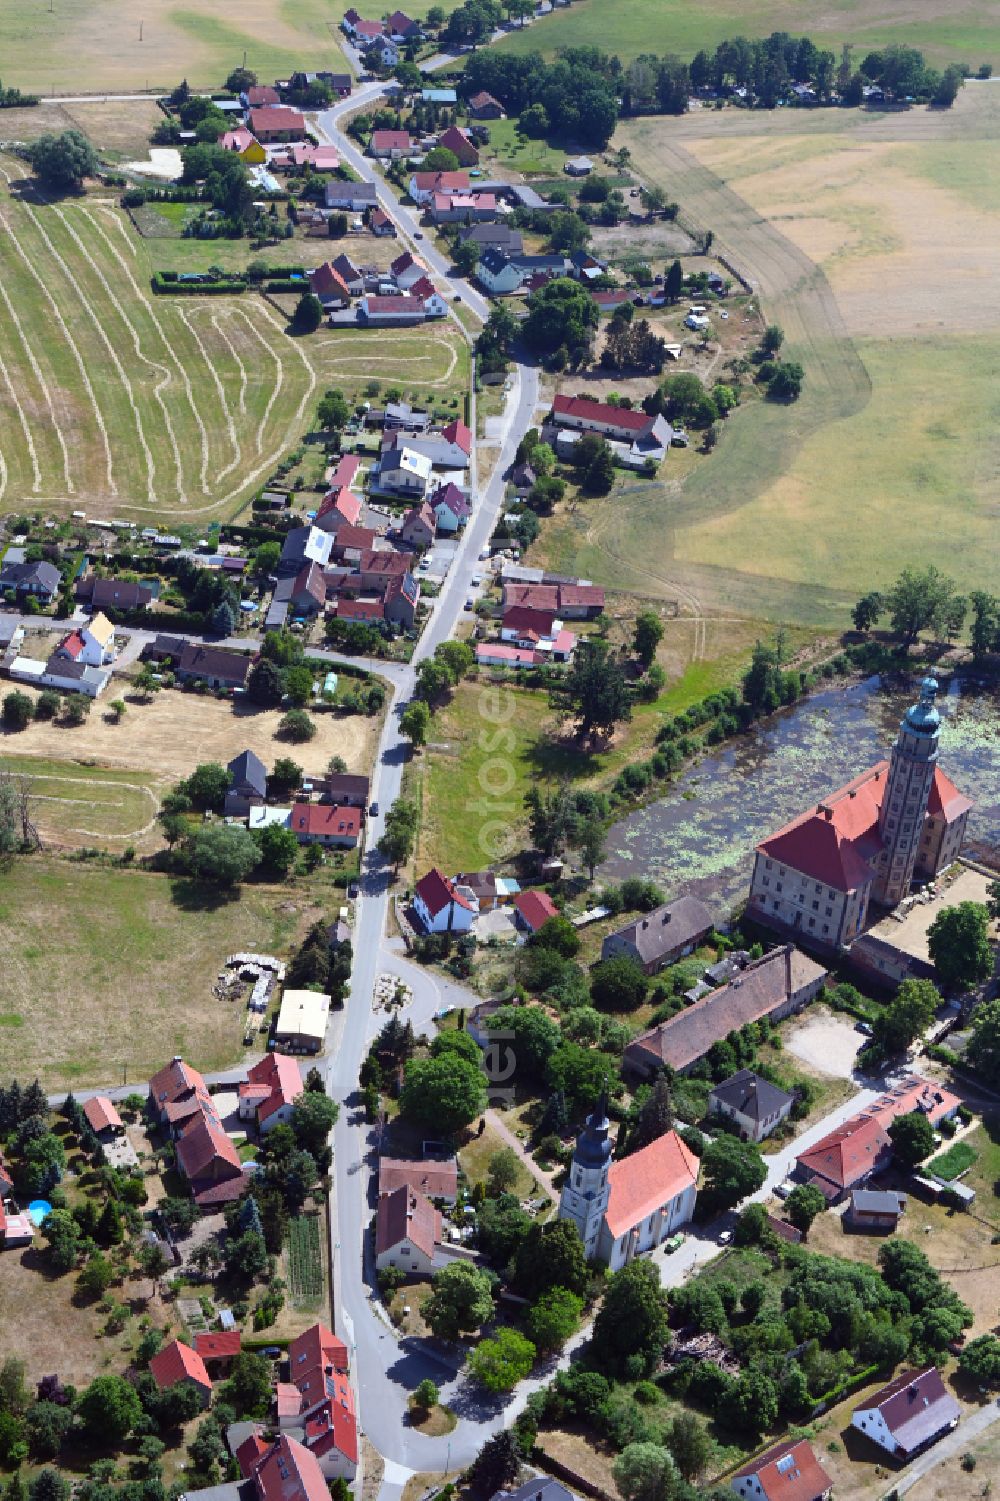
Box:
[557,1090,613,1259]
[873,676,941,907]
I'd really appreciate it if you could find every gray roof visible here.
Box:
[710,1069,794,1123]
[1,558,61,593]
[459,222,523,251]
[495,1481,581,1501]
[228,749,267,797]
[607,894,714,965]
[851,1189,907,1214]
[325,179,377,204]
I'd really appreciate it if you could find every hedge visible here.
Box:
[152,273,247,296]
[265,278,310,294]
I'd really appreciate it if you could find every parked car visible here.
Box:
[855,1020,873,1036]
[369,801,379,816]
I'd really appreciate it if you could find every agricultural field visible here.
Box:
[0,0,349,94]
[0,752,165,853]
[0,155,468,525]
[537,84,1000,628]
[0,856,318,1089]
[495,0,1000,68]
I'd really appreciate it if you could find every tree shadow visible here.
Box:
[523,730,603,781]
[168,877,242,912]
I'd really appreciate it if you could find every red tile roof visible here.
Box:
[378,1156,458,1199]
[376,1184,441,1259]
[411,170,470,192]
[331,524,376,553]
[237,1431,271,1476]
[734,1438,832,1501]
[552,392,652,434]
[513,888,559,932]
[442,418,472,455]
[253,1434,332,1501]
[249,106,305,134]
[310,262,351,301]
[757,762,888,893]
[149,1057,210,1111]
[354,18,384,36]
[288,1321,349,1396]
[477,644,539,666]
[335,596,384,621]
[248,85,280,106]
[605,1130,698,1239]
[327,454,362,490]
[60,631,85,659]
[362,294,426,315]
[246,1053,304,1124]
[795,1114,890,1192]
[866,1072,961,1129]
[275,1383,303,1421]
[926,765,973,823]
[372,129,412,152]
[291,802,362,841]
[358,549,410,575]
[177,1113,243,1181]
[415,867,475,918]
[83,1095,123,1134]
[150,1339,212,1393]
[301,1373,358,1466]
[194,1331,242,1360]
[503,606,557,635]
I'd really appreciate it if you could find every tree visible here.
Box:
[528,1286,583,1351]
[700,1135,766,1215]
[872,977,939,1054]
[413,1378,439,1411]
[181,762,232,811]
[284,665,314,707]
[223,1353,273,1418]
[885,564,958,646]
[764,360,804,401]
[633,611,664,670]
[0,1357,29,1416]
[514,1218,588,1298]
[888,1110,935,1169]
[400,1055,486,1135]
[852,591,883,633]
[42,1210,80,1273]
[477,1193,532,1267]
[422,1260,495,1339]
[628,1076,673,1154]
[468,1327,536,1392]
[581,440,615,496]
[290,1090,339,1157]
[784,1183,826,1237]
[225,66,257,91]
[614,1446,680,1501]
[486,1007,561,1082]
[523,277,599,366]
[78,1251,115,1299]
[25,1401,73,1460]
[423,145,460,171]
[225,1229,268,1282]
[269,757,303,797]
[576,817,606,882]
[278,709,315,742]
[593,1261,669,1377]
[665,1413,711,1481]
[28,1473,69,1501]
[928,902,993,991]
[188,823,261,886]
[959,1334,1000,1388]
[316,388,350,430]
[400,699,431,749]
[665,258,683,301]
[254,541,281,576]
[468,1431,520,1495]
[452,237,481,277]
[76,1375,141,1442]
[968,998,1000,1086]
[378,797,417,867]
[550,639,632,743]
[291,292,323,334]
[2,692,34,730]
[486,1147,520,1196]
[26,130,98,190]
[247,660,286,711]
[525,783,576,858]
[591,956,648,1012]
[532,915,580,958]
[761,324,784,355]
[722,1368,779,1437]
[258,823,299,877]
[211,599,236,637]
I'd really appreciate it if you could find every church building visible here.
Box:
[748,678,971,952]
[558,1095,699,1270]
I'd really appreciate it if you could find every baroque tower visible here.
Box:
[872,676,941,907]
[558,1090,612,1259]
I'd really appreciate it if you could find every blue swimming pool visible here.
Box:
[27,1199,52,1225]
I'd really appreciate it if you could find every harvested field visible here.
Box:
[0,855,319,1089]
[0,98,164,157]
[0,752,164,853]
[0,0,349,93]
[0,156,468,523]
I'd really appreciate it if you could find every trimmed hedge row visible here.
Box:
[152,272,247,295]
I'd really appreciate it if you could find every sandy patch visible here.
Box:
[784,1006,866,1078]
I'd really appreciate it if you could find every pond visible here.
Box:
[599,675,999,917]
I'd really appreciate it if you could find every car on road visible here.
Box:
[471,573,482,585]
[348,883,359,898]
[465,597,474,610]
[369,801,379,816]
[774,1179,795,1199]
[414,231,424,239]
[855,1020,873,1036]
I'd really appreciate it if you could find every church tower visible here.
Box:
[558,1090,612,1259]
[872,676,941,908]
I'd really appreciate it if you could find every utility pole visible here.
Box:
[139,19,143,41]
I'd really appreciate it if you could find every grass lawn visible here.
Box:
[457,1123,540,1199]
[0,0,349,92]
[0,855,318,1089]
[493,0,1000,68]
[926,1140,978,1181]
[0,751,165,852]
[955,1117,1000,1222]
[477,117,571,177]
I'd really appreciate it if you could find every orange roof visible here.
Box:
[176,1113,242,1180]
[927,765,973,823]
[253,1435,330,1501]
[83,1095,123,1134]
[604,1130,699,1240]
[796,1114,890,1191]
[376,1185,440,1259]
[301,1371,358,1466]
[150,1339,212,1393]
[734,1438,832,1501]
[276,1382,304,1420]
[513,888,558,932]
[246,1053,304,1123]
[757,762,888,893]
[865,1072,961,1128]
[288,1320,349,1400]
[194,1331,242,1360]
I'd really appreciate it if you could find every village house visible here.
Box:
[275,990,331,1054]
[437,124,479,166]
[551,393,673,459]
[193,1331,242,1378]
[600,894,714,974]
[409,169,470,205]
[280,525,335,573]
[225,748,268,817]
[476,248,572,295]
[394,419,472,471]
[399,501,437,550]
[413,868,478,933]
[430,482,472,531]
[309,262,352,309]
[0,558,61,602]
[370,128,414,159]
[430,191,497,225]
[358,294,435,326]
[54,611,117,667]
[378,1155,458,1203]
[708,1071,795,1143]
[501,579,605,619]
[82,1094,126,1142]
[321,771,370,807]
[367,37,401,68]
[749,679,971,949]
[625,946,828,1078]
[76,575,153,611]
[247,84,280,107]
[248,105,305,142]
[468,90,505,119]
[376,445,433,496]
[453,871,520,913]
[271,143,341,173]
[325,180,378,213]
[238,1054,303,1133]
[847,1188,908,1232]
[513,888,559,934]
[731,1439,833,1501]
[475,643,543,670]
[149,1341,213,1407]
[291,802,362,849]
[221,127,267,163]
[148,1057,246,1208]
[852,1368,960,1459]
[176,642,252,691]
[315,490,364,537]
[390,250,431,290]
[387,8,421,37]
[375,1185,442,1274]
[460,221,523,255]
[559,1095,699,1269]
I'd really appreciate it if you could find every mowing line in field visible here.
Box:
[314,336,460,386]
[95,202,138,257]
[21,196,158,500]
[24,772,161,841]
[231,304,287,455]
[82,206,213,496]
[0,160,116,496]
[213,310,249,418]
[0,290,42,495]
[177,304,243,481]
[53,205,183,499]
